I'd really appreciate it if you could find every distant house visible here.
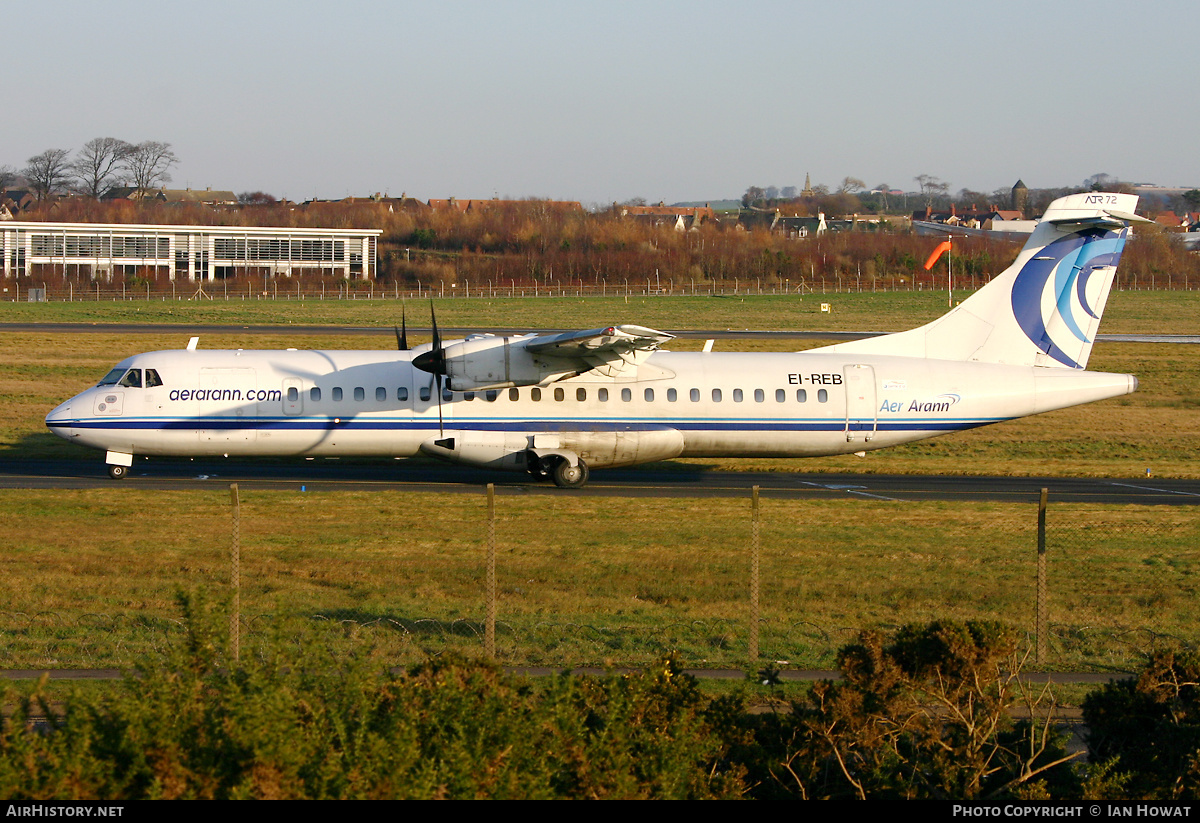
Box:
[911,204,1021,229]
[0,189,36,216]
[304,193,429,212]
[428,197,583,213]
[1153,210,1187,230]
[616,202,716,231]
[103,187,238,207]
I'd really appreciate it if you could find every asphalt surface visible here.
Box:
[3,457,1198,504]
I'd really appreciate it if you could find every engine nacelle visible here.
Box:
[438,336,571,392]
[419,430,535,471]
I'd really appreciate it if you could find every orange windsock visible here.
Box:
[923,240,951,270]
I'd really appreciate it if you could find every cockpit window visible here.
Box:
[118,369,143,388]
[145,368,163,388]
[97,367,127,387]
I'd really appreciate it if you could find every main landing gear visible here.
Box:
[529,453,590,489]
[551,458,589,489]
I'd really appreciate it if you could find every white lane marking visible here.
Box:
[799,480,900,501]
[1109,482,1200,498]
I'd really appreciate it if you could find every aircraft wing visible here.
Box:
[524,325,675,357]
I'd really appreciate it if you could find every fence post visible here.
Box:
[1036,487,1048,665]
[230,483,241,663]
[749,485,760,663]
[485,483,496,659]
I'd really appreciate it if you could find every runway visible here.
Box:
[3,457,1197,505]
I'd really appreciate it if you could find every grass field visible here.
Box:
[0,488,1194,672]
[4,287,1200,334]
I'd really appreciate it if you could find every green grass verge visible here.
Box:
[4,288,1200,333]
[0,488,1194,672]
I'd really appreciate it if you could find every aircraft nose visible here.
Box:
[45,401,74,428]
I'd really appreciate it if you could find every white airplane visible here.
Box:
[46,192,1144,488]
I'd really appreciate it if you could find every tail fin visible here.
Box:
[815,192,1146,369]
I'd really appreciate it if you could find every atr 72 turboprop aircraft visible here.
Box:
[47,192,1144,488]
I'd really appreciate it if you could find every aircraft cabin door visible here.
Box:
[282,378,303,416]
[843,364,877,442]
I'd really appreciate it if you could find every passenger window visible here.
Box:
[442,388,453,401]
[690,388,700,402]
[376,387,386,402]
[354,387,365,402]
[733,389,743,403]
[287,387,299,402]
[464,391,475,401]
[311,387,322,401]
[485,390,498,402]
[531,388,541,401]
[509,388,520,401]
[755,389,765,403]
[598,388,609,402]
[712,389,722,402]
[554,387,564,401]
[333,387,343,401]
[419,386,430,402]
[776,389,785,402]
[644,388,654,402]
[796,389,807,402]
[145,369,163,388]
[621,388,632,402]
[118,369,142,388]
[818,389,828,403]
[397,387,408,402]
[576,388,586,401]
[667,388,677,402]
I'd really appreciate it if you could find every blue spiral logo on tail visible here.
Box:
[1010,229,1127,368]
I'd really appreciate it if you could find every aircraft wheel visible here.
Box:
[108,464,128,480]
[551,458,589,489]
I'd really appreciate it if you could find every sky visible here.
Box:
[8,0,1195,206]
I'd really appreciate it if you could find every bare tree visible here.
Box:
[837,176,866,194]
[0,165,17,192]
[914,174,950,208]
[237,191,278,205]
[23,148,72,200]
[124,141,179,197]
[70,137,133,198]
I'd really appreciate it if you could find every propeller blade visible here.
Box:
[394,303,409,351]
[412,300,447,375]
[430,301,444,436]
[435,373,445,437]
[430,299,441,352]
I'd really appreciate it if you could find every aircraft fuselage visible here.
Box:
[45,346,1136,470]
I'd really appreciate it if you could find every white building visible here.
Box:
[0,222,383,280]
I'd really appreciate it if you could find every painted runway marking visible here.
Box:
[799,480,900,502]
[1109,482,1200,498]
